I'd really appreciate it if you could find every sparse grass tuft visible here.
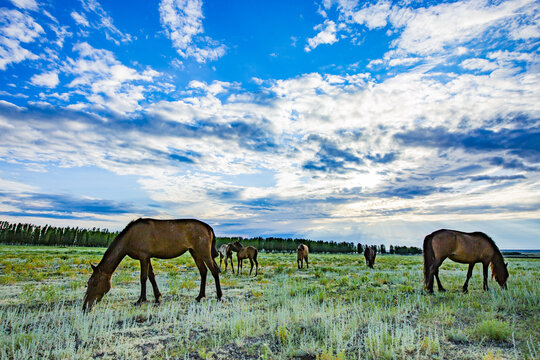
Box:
[472,319,513,342]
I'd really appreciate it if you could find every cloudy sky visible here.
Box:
[1,0,539,248]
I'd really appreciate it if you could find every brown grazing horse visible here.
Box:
[364,245,376,268]
[230,241,259,276]
[83,218,222,311]
[218,243,236,273]
[423,229,509,293]
[297,244,309,269]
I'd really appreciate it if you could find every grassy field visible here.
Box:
[0,245,538,359]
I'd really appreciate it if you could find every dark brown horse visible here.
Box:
[83,218,222,311]
[423,229,509,293]
[230,241,259,276]
[364,245,376,268]
[297,244,309,269]
[218,243,236,273]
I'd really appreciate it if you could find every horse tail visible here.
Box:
[210,230,221,273]
[423,232,435,287]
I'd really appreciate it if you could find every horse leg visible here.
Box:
[190,250,208,302]
[219,253,223,270]
[297,259,301,269]
[135,258,149,305]
[202,256,222,300]
[305,256,308,269]
[229,255,235,275]
[249,258,254,276]
[148,260,162,304]
[482,262,489,291]
[254,256,258,276]
[434,268,445,292]
[462,263,474,293]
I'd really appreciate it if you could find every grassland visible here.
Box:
[0,245,538,359]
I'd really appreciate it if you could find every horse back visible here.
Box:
[125,219,214,259]
[431,229,495,263]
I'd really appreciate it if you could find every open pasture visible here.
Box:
[0,245,538,359]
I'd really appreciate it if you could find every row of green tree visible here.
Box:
[356,243,422,255]
[216,236,356,253]
[0,221,421,254]
[0,221,117,247]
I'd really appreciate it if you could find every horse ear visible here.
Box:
[505,262,508,267]
[91,264,97,271]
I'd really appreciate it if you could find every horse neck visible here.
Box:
[97,235,127,275]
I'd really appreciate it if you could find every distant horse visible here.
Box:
[364,245,376,268]
[83,218,222,312]
[218,243,236,273]
[297,244,309,269]
[423,229,509,293]
[230,241,259,276]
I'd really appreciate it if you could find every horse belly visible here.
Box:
[448,254,475,264]
[151,244,188,259]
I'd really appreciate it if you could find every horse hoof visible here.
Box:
[462,288,468,293]
[439,288,446,292]
[134,299,146,306]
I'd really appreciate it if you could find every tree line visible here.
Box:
[356,243,422,255]
[0,221,421,254]
[0,221,117,247]
[216,236,356,253]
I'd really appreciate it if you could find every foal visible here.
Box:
[218,243,235,273]
[230,241,259,276]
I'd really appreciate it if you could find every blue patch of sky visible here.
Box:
[0,161,151,205]
[220,168,277,188]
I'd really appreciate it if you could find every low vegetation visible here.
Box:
[0,245,538,359]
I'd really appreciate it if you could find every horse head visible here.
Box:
[230,241,243,252]
[83,264,111,312]
[491,261,509,290]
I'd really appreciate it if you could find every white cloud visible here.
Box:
[30,70,60,88]
[79,0,132,44]
[305,20,339,52]
[310,0,539,68]
[0,9,43,70]
[63,42,161,115]
[349,0,392,29]
[389,0,535,56]
[9,0,38,11]
[159,0,226,62]
[388,57,421,67]
[461,58,499,72]
[71,12,90,27]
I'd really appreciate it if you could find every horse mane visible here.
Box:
[469,231,502,256]
[457,230,507,283]
[117,218,146,239]
[97,218,146,267]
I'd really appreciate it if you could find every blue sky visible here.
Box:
[1,0,539,248]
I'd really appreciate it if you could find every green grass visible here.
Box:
[0,245,538,359]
